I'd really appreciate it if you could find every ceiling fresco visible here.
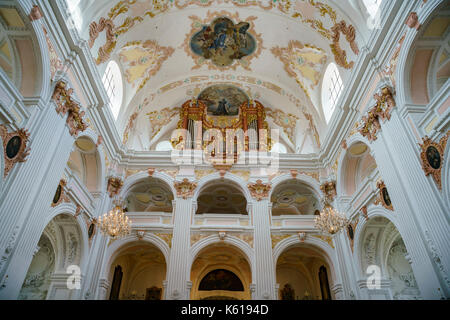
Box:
[198,84,249,116]
[189,16,257,68]
[76,0,364,153]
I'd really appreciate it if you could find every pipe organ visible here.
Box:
[171,99,271,162]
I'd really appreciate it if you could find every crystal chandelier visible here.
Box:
[315,204,349,235]
[98,201,132,239]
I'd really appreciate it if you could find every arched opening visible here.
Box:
[124,177,174,213]
[276,245,334,300]
[359,216,421,300]
[19,214,84,300]
[67,136,102,193]
[107,243,167,300]
[190,244,251,300]
[341,142,377,196]
[0,5,41,97]
[196,181,247,215]
[271,179,320,216]
[408,10,450,105]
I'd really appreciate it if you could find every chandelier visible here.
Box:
[98,202,132,239]
[314,204,349,235]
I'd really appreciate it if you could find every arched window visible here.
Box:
[102,60,124,120]
[155,140,173,151]
[271,142,287,154]
[321,63,344,123]
[363,0,382,19]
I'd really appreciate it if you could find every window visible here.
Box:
[155,141,173,151]
[363,0,382,20]
[321,63,344,123]
[271,142,287,154]
[102,61,123,120]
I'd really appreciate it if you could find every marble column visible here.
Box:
[165,198,193,300]
[252,199,277,300]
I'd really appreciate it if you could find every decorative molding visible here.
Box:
[298,232,306,242]
[122,111,138,145]
[148,168,155,176]
[248,180,271,201]
[320,180,337,202]
[136,230,146,240]
[0,125,30,178]
[330,20,359,69]
[360,205,369,220]
[107,177,124,198]
[213,164,233,177]
[375,180,394,211]
[52,81,88,137]
[29,5,43,21]
[418,132,449,190]
[358,87,396,141]
[347,218,359,253]
[51,179,70,207]
[405,12,421,30]
[174,178,197,199]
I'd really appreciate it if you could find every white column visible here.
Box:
[369,109,447,299]
[252,199,277,300]
[81,192,111,300]
[0,103,75,299]
[333,232,358,299]
[165,198,192,300]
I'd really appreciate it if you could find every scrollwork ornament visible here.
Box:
[374,180,394,211]
[0,125,31,178]
[248,180,271,201]
[174,178,197,199]
[419,132,449,190]
[107,177,124,198]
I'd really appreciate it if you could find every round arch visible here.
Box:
[395,0,447,107]
[189,235,255,284]
[269,173,322,201]
[100,233,171,282]
[193,172,252,203]
[273,235,340,287]
[120,171,176,201]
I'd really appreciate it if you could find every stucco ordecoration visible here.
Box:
[147,107,181,140]
[418,132,449,190]
[330,20,359,69]
[320,180,337,202]
[122,111,139,145]
[119,40,175,92]
[271,41,327,91]
[266,108,299,145]
[52,81,88,137]
[87,0,357,70]
[375,180,394,211]
[174,178,197,199]
[358,87,396,141]
[0,125,30,178]
[51,179,70,207]
[107,176,124,198]
[248,180,271,201]
[184,11,263,71]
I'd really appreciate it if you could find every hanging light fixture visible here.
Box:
[314,203,349,235]
[98,199,132,239]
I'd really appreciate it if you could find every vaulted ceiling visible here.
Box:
[67,0,371,153]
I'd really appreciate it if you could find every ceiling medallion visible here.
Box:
[248,180,271,201]
[374,180,394,211]
[0,125,30,178]
[419,132,449,190]
[185,11,263,71]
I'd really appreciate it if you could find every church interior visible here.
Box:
[0,0,449,301]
